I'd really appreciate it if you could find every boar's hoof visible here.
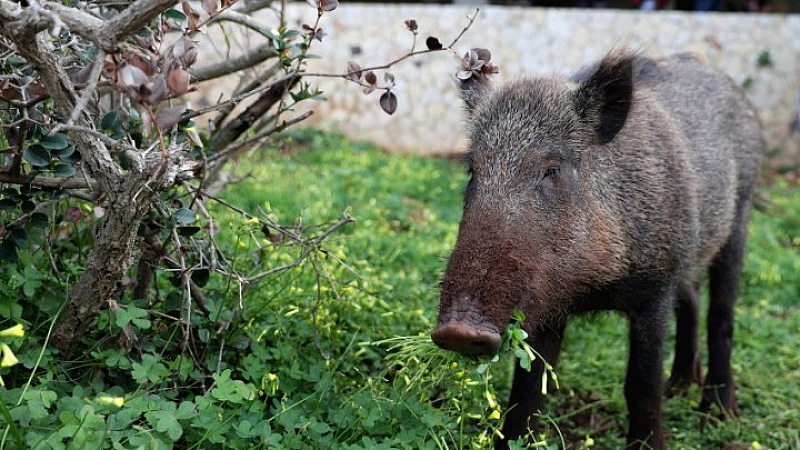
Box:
[431,322,502,356]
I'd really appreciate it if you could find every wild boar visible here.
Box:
[431,49,763,449]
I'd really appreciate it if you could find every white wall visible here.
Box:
[196,4,800,167]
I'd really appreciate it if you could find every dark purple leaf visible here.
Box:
[459,48,499,79]
[302,25,325,41]
[182,1,200,31]
[65,206,84,222]
[347,61,362,82]
[182,46,198,67]
[148,74,167,104]
[319,0,338,12]
[134,35,150,50]
[404,19,418,32]
[464,50,484,71]
[483,63,499,76]
[129,55,156,77]
[379,91,397,115]
[27,82,46,100]
[118,64,148,91]
[155,106,186,129]
[172,36,198,67]
[0,81,22,102]
[167,68,191,95]
[425,37,442,51]
[71,64,93,85]
[473,48,492,63]
[456,70,473,81]
[201,0,217,14]
[364,71,377,85]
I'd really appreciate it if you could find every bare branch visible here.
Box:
[212,9,269,33]
[202,192,302,243]
[101,0,177,47]
[190,43,277,82]
[183,70,293,121]
[0,172,95,190]
[207,73,299,151]
[446,8,481,50]
[241,214,355,284]
[234,0,273,14]
[53,49,106,133]
[208,110,312,167]
[1,0,104,48]
[52,124,125,150]
[162,252,213,317]
[2,0,179,52]
[304,8,480,80]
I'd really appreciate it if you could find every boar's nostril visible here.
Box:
[431,322,502,356]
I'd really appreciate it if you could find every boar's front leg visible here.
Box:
[625,297,670,450]
[498,321,565,449]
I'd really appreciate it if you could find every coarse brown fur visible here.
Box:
[432,50,764,449]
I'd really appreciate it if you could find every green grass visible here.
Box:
[216,130,800,449]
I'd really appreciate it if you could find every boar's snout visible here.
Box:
[431,322,502,356]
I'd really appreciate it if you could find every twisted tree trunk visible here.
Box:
[9,31,158,357]
[51,179,155,356]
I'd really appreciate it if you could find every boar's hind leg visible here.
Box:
[498,322,565,449]
[665,279,702,397]
[625,297,669,450]
[701,207,750,418]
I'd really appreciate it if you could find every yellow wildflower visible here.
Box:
[0,324,24,338]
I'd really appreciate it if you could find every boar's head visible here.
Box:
[432,52,633,355]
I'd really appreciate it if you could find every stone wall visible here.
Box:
[196,4,800,167]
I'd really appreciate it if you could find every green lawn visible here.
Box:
[217,130,800,449]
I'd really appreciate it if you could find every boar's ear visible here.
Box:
[456,48,497,113]
[575,53,634,145]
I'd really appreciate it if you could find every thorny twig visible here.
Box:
[182,72,298,121]
[308,256,333,360]
[207,110,313,167]
[240,214,354,284]
[52,49,105,134]
[305,8,481,80]
[201,191,303,243]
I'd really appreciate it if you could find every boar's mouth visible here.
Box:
[431,321,502,356]
[431,293,505,356]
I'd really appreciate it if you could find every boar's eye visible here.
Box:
[542,167,560,180]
